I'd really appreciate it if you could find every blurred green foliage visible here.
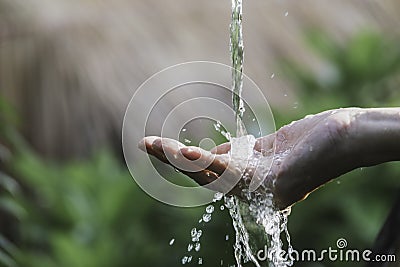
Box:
[1,30,399,267]
[0,96,237,267]
[280,31,400,113]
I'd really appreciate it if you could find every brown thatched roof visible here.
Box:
[1,0,399,158]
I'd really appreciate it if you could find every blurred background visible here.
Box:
[1,0,400,266]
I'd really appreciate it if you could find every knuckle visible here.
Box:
[324,112,352,144]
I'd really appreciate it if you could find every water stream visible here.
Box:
[226,0,293,266]
[179,1,293,265]
[230,0,245,137]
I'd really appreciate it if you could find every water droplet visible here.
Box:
[309,146,313,152]
[224,199,234,209]
[202,213,212,223]
[191,228,197,237]
[220,205,225,211]
[206,205,214,214]
[187,256,192,263]
[187,243,193,252]
[195,242,201,251]
[285,11,289,16]
[182,256,188,265]
[220,259,224,266]
[252,118,256,122]
[270,73,275,79]
[174,168,181,173]
[225,235,229,241]
[184,139,192,144]
[206,172,210,177]
[214,120,222,132]
[182,128,187,132]
[213,192,224,202]
[337,180,341,184]
[169,238,175,245]
[284,93,288,97]
[191,228,202,242]
[221,130,232,141]
[198,257,203,265]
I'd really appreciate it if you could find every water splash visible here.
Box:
[226,136,294,267]
[226,194,261,266]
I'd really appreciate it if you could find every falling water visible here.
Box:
[227,0,293,266]
[180,1,293,265]
[228,1,258,265]
[230,0,246,137]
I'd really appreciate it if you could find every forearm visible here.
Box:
[345,107,400,166]
[272,107,400,209]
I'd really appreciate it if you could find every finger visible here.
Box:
[139,137,241,195]
[138,136,170,164]
[254,134,275,155]
[153,138,215,173]
[180,146,203,160]
[181,169,218,186]
[210,142,231,154]
[152,138,231,177]
[139,137,199,171]
[152,137,185,154]
[180,146,242,196]
[178,148,233,191]
[138,136,159,152]
[180,146,229,175]
[207,154,230,175]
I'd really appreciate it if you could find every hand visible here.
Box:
[139,108,400,209]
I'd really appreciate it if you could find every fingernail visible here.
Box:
[139,136,159,151]
[152,138,163,152]
[181,147,201,160]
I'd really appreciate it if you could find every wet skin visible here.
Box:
[139,108,400,210]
